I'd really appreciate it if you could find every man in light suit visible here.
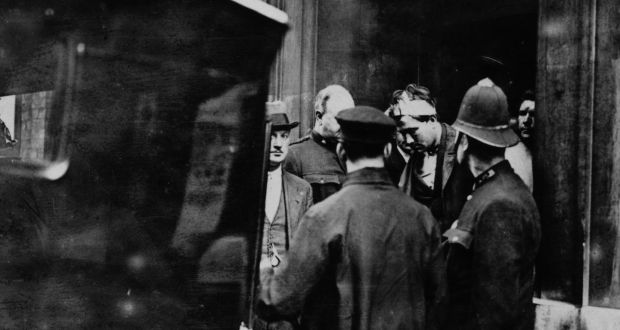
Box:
[255,107,314,330]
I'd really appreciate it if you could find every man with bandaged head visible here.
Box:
[285,85,354,203]
[386,84,473,232]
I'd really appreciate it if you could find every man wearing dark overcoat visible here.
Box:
[284,85,354,203]
[254,109,314,330]
[386,83,473,232]
[442,79,541,330]
[259,106,446,330]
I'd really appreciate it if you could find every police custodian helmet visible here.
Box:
[452,78,520,148]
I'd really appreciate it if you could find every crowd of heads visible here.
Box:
[268,77,534,167]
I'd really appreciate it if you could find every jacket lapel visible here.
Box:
[442,124,457,190]
[283,172,302,233]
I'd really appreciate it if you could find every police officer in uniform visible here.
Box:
[259,106,445,330]
[284,85,355,203]
[443,79,541,330]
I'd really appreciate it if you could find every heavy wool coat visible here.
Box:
[260,167,446,330]
[443,160,541,330]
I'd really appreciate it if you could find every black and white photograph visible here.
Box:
[0,0,617,329]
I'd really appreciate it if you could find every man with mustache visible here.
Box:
[255,106,314,330]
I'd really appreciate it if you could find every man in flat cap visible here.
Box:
[284,85,354,203]
[386,83,473,232]
[442,79,540,330]
[259,106,445,330]
[254,104,314,330]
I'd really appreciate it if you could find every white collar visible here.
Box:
[268,165,283,179]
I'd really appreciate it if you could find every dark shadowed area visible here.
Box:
[0,0,286,328]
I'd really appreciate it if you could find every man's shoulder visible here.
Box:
[390,189,435,217]
[475,176,537,215]
[287,135,316,161]
[289,135,312,148]
[283,170,311,190]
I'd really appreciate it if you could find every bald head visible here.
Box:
[313,84,355,139]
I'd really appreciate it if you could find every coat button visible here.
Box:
[466,195,472,201]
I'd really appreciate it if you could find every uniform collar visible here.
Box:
[311,130,338,149]
[343,167,392,187]
[473,159,511,190]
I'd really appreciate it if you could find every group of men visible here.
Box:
[255,79,540,330]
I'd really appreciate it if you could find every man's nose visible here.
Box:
[272,139,283,149]
[405,134,416,144]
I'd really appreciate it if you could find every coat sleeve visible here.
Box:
[473,199,524,329]
[422,210,447,330]
[260,208,332,317]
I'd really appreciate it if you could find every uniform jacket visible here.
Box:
[443,160,540,330]
[396,123,473,232]
[260,167,446,330]
[284,131,346,203]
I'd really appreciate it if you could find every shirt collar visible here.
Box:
[268,165,282,179]
[343,167,392,187]
[397,146,410,162]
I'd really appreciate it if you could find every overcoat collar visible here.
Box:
[343,167,392,187]
[473,159,512,191]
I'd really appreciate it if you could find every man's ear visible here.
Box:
[336,142,346,161]
[383,142,392,159]
[315,111,323,120]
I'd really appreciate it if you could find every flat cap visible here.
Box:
[336,106,395,144]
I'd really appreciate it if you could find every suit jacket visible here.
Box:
[255,171,313,330]
[261,168,446,330]
[398,123,473,231]
[400,123,457,196]
[443,160,540,330]
[281,171,314,239]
